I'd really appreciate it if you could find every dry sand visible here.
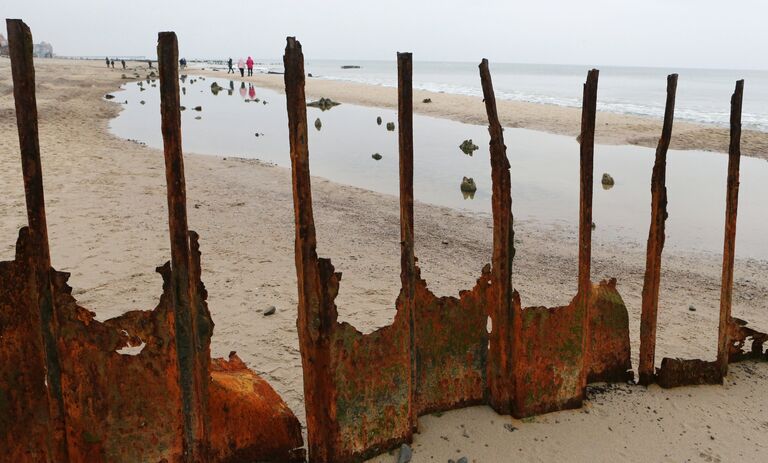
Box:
[1,58,766,462]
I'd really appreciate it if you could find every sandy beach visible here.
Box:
[1,58,767,462]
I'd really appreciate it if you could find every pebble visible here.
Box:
[397,443,412,463]
[264,306,276,316]
[688,305,696,311]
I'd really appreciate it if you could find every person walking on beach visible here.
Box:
[105,57,110,68]
[227,57,234,74]
[110,60,115,69]
[121,59,126,70]
[237,58,245,77]
[246,56,254,76]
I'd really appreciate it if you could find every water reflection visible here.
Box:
[109,75,768,260]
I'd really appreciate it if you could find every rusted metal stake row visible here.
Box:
[397,51,417,432]
[157,31,211,461]
[717,79,744,376]
[653,80,766,388]
[638,74,678,386]
[5,17,69,463]
[479,58,515,415]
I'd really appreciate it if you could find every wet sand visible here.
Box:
[1,58,767,462]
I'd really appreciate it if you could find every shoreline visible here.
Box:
[2,59,767,462]
[195,67,768,160]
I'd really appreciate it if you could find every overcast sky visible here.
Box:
[5,0,767,70]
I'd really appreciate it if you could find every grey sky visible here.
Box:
[5,0,767,69]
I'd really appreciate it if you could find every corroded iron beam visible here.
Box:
[578,70,598,296]
[157,30,211,461]
[479,58,515,414]
[717,79,744,376]
[577,69,599,394]
[6,18,69,462]
[638,74,678,386]
[285,36,342,462]
[397,51,417,432]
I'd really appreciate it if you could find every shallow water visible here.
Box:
[109,76,768,260]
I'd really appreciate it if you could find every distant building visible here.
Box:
[33,41,53,58]
[0,34,53,58]
[0,34,8,56]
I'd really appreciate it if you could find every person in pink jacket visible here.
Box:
[246,56,254,76]
[237,58,245,77]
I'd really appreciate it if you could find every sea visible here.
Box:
[236,59,768,132]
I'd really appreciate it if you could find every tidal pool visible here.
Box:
[109,75,768,260]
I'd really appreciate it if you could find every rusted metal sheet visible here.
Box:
[209,353,305,462]
[2,22,303,463]
[726,318,768,362]
[512,280,631,417]
[54,252,191,461]
[513,296,587,416]
[0,229,58,462]
[638,74,678,385]
[413,266,491,415]
[656,358,722,388]
[586,279,633,384]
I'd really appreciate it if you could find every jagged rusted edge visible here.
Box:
[511,279,632,418]
[1,229,304,462]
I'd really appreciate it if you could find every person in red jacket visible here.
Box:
[246,56,254,76]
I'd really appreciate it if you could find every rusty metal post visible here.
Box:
[638,74,678,385]
[716,80,744,376]
[6,18,69,462]
[157,31,209,461]
[577,70,599,391]
[284,36,337,462]
[479,58,515,414]
[397,51,417,432]
[578,70,598,297]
